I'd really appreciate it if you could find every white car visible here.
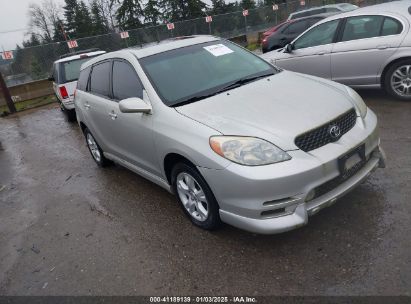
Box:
[262,0,411,100]
[288,3,358,20]
[49,49,105,121]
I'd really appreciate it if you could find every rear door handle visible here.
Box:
[109,112,117,120]
[84,103,91,109]
[377,45,389,50]
[317,51,326,55]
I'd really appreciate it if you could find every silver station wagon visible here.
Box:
[262,0,411,100]
[75,36,386,234]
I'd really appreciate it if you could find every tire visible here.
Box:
[65,108,77,122]
[171,162,221,230]
[83,128,110,167]
[384,59,411,101]
[59,100,76,122]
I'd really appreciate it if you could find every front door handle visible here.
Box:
[109,112,117,120]
[84,103,91,109]
[317,51,326,55]
[377,45,389,50]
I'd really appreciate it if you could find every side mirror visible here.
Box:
[284,43,294,53]
[119,97,152,114]
[47,75,55,81]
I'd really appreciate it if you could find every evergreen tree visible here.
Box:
[240,0,256,9]
[116,0,144,30]
[31,57,44,79]
[64,0,78,35]
[209,0,238,14]
[23,34,41,47]
[256,0,265,7]
[143,0,160,25]
[186,0,207,19]
[75,1,93,37]
[91,0,108,34]
[160,0,206,21]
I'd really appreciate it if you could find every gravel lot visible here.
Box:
[0,89,410,296]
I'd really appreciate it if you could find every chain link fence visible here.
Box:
[0,0,391,87]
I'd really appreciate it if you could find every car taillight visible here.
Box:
[59,86,69,99]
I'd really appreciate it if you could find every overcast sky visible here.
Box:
[0,0,66,50]
[0,0,218,51]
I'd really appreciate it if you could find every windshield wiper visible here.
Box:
[171,72,274,107]
[171,92,220,107]
[218,72,275,92]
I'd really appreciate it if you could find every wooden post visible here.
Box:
[0,72,16,113]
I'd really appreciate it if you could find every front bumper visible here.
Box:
[198,110,385,234]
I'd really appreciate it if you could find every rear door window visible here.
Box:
[89,61,111,97]
[77,66,91,91]
[381,17,403,36]
[341,15,384,42]
[112,60,143,100]
[59,57,92,83]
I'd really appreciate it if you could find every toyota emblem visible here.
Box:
[328,124,341,140]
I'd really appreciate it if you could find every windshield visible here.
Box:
[60,57,94,83]
[139,40,278,106]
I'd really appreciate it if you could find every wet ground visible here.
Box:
[0,89,410,296]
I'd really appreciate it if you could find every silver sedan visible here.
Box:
[75,36,385,234]
[261,0,411,100]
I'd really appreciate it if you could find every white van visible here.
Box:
[49,49,106,121]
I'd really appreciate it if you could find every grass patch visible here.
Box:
[0,95,56,116]
[246,43,260,51]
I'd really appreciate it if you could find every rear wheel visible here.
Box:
[84,128,110,167]
[171,163,221,230]
[59,100,76,122]
[384,59,411,101]
[65,108,76,122]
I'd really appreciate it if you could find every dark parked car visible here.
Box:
[261,13,336,53]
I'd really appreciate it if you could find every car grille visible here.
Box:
[295,109,357,152]
[307,158,367,202]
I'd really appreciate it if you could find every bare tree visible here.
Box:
[27,0,62,42]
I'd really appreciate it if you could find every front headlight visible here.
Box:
[209,136,291,166]
[345,87,367,118]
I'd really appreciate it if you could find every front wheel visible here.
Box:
[384,60,411,101]
[171,163,221,230]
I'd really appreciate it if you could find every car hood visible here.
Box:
[175,71,355,151]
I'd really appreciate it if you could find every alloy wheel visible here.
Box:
[176,172,209,222]
[86,133,101,162]
[391,65,411,97]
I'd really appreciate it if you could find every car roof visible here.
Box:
[292,12,339,21]
[80,35,220,70]
[55,50,106,63]
[264,12,337,35]
[315,0,411,23]
[290,2,356,16]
